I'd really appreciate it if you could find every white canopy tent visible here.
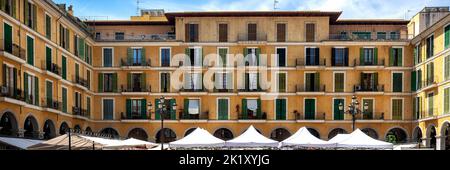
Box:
[225,125,278,148]
[169,127,225,148]
[279,127,335,148]
[327,134,351,144]
[335,129,393,149]
[0,137,44,150]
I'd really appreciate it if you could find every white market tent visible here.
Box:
[327,134,351,144]
[335,129,393,149]
[103,138,158,149]
[169,127,225,148]
[279,127,335,148]
[0,137,44,150]
[224,125,278,148]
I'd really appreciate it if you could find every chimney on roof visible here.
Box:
[68,5,74,16]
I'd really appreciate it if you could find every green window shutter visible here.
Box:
[155,99,161,120]
[24,1,29,26]
[445,56,450,80]
[79,38,85,60]
[443,90,449,116]
[62,56,67,79]
[183,99,189,118]
[34,76,39,106]
[374,48,378,65]
[333,99,344,120]
[314,73,320,90]
[445,25,450,49]
[140,99,147,119]
[98,73,103,92]
[24,72,28,102]
[305,99,315,120]
[126,99,131,118]
[127,73,131,89]
[255,48,261,65]
[389,48,394,66]
[243,48,248,60]
[411,71,416,91]
[170,99,176,120]
[141,48,146,65]
[32,5,36,29]
[393,73,402,92]
[360,48,364,66]
[218,99,228,120]
[127,48,133,64]
[46,47,52,71]
[112,73,118,92]
[46,15,51,39]
[3,23,12,53]
[398,48,403,66]
[141,73,146,89]
[12,0,16,18]
[241,99,247,119]
[278,73,286,92]
[219,48,227,66]
[257,99,262,118]
[27,36,34,65]
[62,88,67,113]
[46,81,52,106]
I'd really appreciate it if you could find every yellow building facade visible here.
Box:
[0,1,449,149]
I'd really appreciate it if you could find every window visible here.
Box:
[218,48,228,67]
[103,99,114,120]
[45,14,51,39]
[241,99,261,119]
[445,25,450,49]
[127,73,145,92]
[276,47,286,67]
[245,72,259,91]
[377,32,386,39]
[127,48,144,66]
[95,32,101,40]
[417,69,423,90]
[247,23,257,41]
[0,0,17,17]
[3,22,13,54]
[187,99,200,115]
[305,47,320,66]
[62,87,67,113]
[185,48,202,66]
[305,23,315,42]
[74,35,86,59]
[217,98,229,120]
[390,47,403,66]
[390,32,399,40]
[184,73,202,90]
[24,0,36,29]
[362,99,374,119]
[244,48,260,66]
[276,23,286,42]
[155,99,176,120]
[26,35,34,66]
[74,92,81,108]
[392,72,403,92]
[331,48,348,66]
[445,56,450,81]
[392,99,403,120]
[23,72,38,106]
[131,99,142,114]
[414,44,422,65]
[304,99,316,120]
[353,32,371,40]
[275,98,287,120]
[277,72,287,92]
[445,88,450,115]
[426,62,434,86]
[86,97,91,116]
[160,73,170,92]
[426,35,434,59]
[45,80,53,107]
[360,48,377,65]
[185,23,199,42]
[74,63,79,81]
[160,48,171,67]
[102,73,115,92]
[61,55,67,80]
[360,73,378,91]
[427,93,434,116]
[214,72,232,91]
[86,70,91,90]
[115,32,124,40]
[103,48,113,67]
[2,64,17,95]
[45,46,52,71]
[59,25,70,50]
[305,72,320,92]
[413,97,421,120]
[218,23,228,42]
[333,99,344,120]
[334,72,344,92]
[85,44,92,65]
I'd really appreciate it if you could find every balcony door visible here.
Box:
[333,99,344,120]
[247,23,257,41]
[304,99,316,120]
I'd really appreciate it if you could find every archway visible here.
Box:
[386,127,408,144]
[361,128,379,139]
[73,125,82,132]
[85,127,92,132]
[155,128,176,143]
[59,122,69,135]
[441,122,450,150]
[307,128,320,139]
[427,126,436,149]
[100,128,120,139]
[328,128,347,139]
[412,127,422,143]
[184,128,197,137]
[270,128,291,142]
[128,128,148,141]
[213,128,234,141]
[0,112,18,137]
[23,116,39,139]
[43,120,56,139]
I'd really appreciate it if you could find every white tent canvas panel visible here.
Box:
[336,129,393,149]
[224,125,278,148]
[280,127,335,148]
[169,128,225,148]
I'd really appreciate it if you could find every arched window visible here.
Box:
[128,128,148,141]
[270,128,291,142]
[213,128,234,141]
[155,128,176,143]
[328,128,347,139]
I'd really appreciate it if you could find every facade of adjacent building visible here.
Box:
[0,0,449,149]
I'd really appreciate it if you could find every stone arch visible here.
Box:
[270,128,291,142]
[213,128,234,141]
[306,127,321,139]
[155,128,177,143]
[59,122,70,135]
[100,127,120,139]
[73,125,82,132]
[328,128,348,139]
[184,127,197,137]
[361,128,379,139]
[385,127,409,144]
[85,127,92,132]
[441,121,450,150]
[412,126,423,143]
[23,115,39,139]
[0,111,19,137]
[127,128,149,141]
[43,119,56,139]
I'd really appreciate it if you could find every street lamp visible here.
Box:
[338,95,369,131]
[149,96,177,150]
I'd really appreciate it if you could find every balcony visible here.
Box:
[120,85,151,93]
[0,43,26,62]
[44,98,62,111]
[353,84,384,92]
[42,61,61,77]
[74,76,89,89]
[328,33,412,41]
[72,107,90,118]
[95,33,176,42]
[120,59,151,67]
[357,112,385,120]
[296,85,326,93]
[355,59,385,67]
[238,88,265,93]
[418,77,438,91]
[179,87,207,93]
[296,58,326,67]
[213,88,234,93]
[238,112,267,120]
[0,86,23,101]
[121,112,149,120]
[295,112,326,121]
[179,112,209,120]
[237,33,267,42]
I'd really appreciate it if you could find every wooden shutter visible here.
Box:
[3,23,12,53]
[248,23,257,41]
[126,99,131,118]
[34,76,39,105]
[141,99,147,118]
[98,73,103,92]
[241,99,247,119]
[305,23,315,42]
[62,56,66,79]
[374,48,378,65]
[27,36,34,65]
[62,88,67,113]
[185,24,190,42]
[411,71,416,91]
[277,23,286,42]
[219,24,228,42]
[112,73,118,92]
[445,88,450,114]
[46,47,52,71]
[360,48,364,66]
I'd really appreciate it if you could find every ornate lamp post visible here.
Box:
[148,96,177,150]
[338,95,369,131]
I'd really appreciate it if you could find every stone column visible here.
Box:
[17,129,25,138]
[422,137,429,148]
[436,136,446,150]
[38,132,45,140]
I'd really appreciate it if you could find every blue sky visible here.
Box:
[53,0,450,20]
